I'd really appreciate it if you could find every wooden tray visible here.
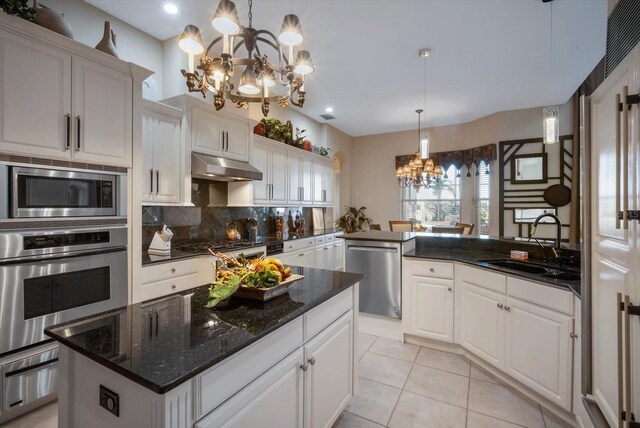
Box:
[233,274,304,301]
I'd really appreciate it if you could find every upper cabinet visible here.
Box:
[313,161,334,206]
[0,21,148,168]
[252,137,287,205]
[288,151,313,205]
[142,100,183,204]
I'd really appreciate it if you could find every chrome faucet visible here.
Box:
[531,213,563,250]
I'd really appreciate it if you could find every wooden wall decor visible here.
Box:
[395,143,496,175]
[499,135,574,240]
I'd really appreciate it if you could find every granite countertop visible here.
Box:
[404,248,581,297]
[339,230,417,242]
[44,268,363,394]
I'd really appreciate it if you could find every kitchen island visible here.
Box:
[45,267,362,428]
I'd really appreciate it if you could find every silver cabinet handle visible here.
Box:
[308,357,316,366]
[65,114,71,150]
[615,93,621,229]
[76,116,81,151]
[429,268,435,273]
[155,170,159,194]
[447,287,452,292]
[150,169,154,193]
[569,332,578,339]
[497,303,504,309]
[171,268,176,273]
[171,284,176,290]
[300,363,308,372]
[624,294,632,427]
[622,86,629,230]
[299,254,304,257]
[504,305,511,312]
[617,292,623,428]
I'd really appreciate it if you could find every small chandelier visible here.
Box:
[396,109,443,189]
[177,0,314,116]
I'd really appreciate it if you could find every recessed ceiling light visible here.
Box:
[163,2,179,14]
[325,107,334,113]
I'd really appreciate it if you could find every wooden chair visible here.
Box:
[455,222,475,235]
[431,226,465,234]
[388,220,413,232]
[369,224,382,231]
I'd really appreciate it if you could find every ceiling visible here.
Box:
[84,0,607,137]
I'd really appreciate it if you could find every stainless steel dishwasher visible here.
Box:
[345,240,402,319]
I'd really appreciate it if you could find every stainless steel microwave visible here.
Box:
[0,164,127,219]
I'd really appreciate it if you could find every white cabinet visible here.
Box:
[190,105,249,162]
[252,140,287,205]
[503,296,573,409]
[314,244,331,269]
[0,30,133,167]
[288,152,313,204]
[304,312,353,428]
[313,161,334,206]
[410,276,455,343]
[282,247,316,269]
[142,101,183,204]
[138,258,206,302]
[332,239,344,271]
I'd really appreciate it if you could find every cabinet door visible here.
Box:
[270,147,288,204]
[323,163,334,206]
[313,161,324,204]
[224,116,249,161]
[141,110,155,202]
[314,245,330,270]
[333,241,344,271]
[252,143,270,203]
[288,155,302,203]
[304,312,353,428]
[72,57,132,167]
[411,276,454,342]
[288,248,315,268]
[300,156,313,204]
[195,349,304,428]
[459,281,505,369]
[140,297,182,378]
[152,112,182,203]
[504,297,573,409]
[0,30,71,160]
[191,106,223,156]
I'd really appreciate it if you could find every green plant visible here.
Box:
[319,147,332,157]
[291,127,306,148]
[0,0,36,21]
[335,206,372,233]
[261,118,291,142]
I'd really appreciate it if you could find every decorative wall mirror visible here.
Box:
[511,153,548,184]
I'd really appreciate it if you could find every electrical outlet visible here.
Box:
[99,385,119,417]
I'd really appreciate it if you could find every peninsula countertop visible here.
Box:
[44,267,363,394]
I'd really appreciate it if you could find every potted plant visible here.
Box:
[260,118,291,143]
[0,0,37,21]
[291,127,306,148]
[335,206,372,233]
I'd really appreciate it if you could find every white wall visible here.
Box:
[350,101,573,236]
[43,0,164,98]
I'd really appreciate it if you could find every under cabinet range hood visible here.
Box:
[191,153,263,182]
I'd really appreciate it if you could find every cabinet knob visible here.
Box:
[308,357,316,366]
[171,268,176,273]
[429,268,435,273]
[497,303,504,309]
[171,284,176,289]
[447,287,453,292]
[570,332,578,339]
[504,306,511,312]
[300,364,308,372]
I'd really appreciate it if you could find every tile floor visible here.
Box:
[1,334,572,428]
[333,333,572,428]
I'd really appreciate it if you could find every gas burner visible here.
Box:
[175,239,260,254]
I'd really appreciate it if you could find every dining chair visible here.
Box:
[388,220,413,232]
[369,224,382,231]
[455,222,475,235]
[431,226,465,234]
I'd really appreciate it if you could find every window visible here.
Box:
[473,161,490,235]
[402,165,461,226]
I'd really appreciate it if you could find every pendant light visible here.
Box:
[543,0,559,144]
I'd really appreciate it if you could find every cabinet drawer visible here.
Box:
[406,259,453,279]
[139,272,202,301]
[141,258,200,284]
[315,236,326,246]
[196,318,303,419]
[326,234,336,243]
[507,277,574,315]
[283,238,315,253]
[304,289,353,341]
[457,264,506,294]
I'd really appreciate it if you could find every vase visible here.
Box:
[33,0,74,39]
[95,21,118,58]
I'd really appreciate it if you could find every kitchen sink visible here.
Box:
[543,272,581,281]
[480,259,549,274]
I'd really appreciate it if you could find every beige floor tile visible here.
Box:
[345,378,401,425]
[414,347,470,376]
[470,362,501,384]
[1,400,58,428]
[542,409,573,428]
[468,379,545,428]
[388,390,467,428]
[467,410,526,428]
[332,411,385,428]
[403,364,469,408]
[368,337,420,362]
[359,333,377,351]
[359,352,412,388]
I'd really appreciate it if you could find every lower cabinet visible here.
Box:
[314,244,331,270]
[409,275,454,342]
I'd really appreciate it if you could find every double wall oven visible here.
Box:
[0,162,129,419]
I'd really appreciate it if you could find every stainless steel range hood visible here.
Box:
[191,152,263,182]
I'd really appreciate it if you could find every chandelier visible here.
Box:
[177,0,314,116]
[396,110,444,189]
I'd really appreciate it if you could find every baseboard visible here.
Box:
[404,333,578,427]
